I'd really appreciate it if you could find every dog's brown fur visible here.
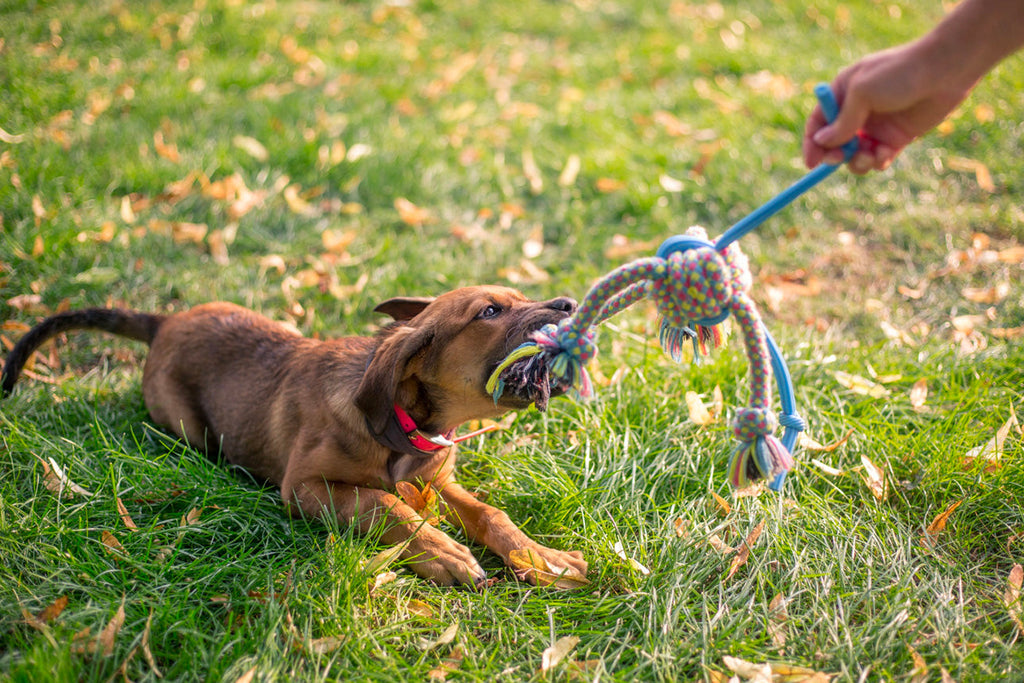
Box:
[1,286,588,586]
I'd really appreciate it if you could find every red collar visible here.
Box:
[393,404,499,453]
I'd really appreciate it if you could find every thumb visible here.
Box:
[812,91,869,148]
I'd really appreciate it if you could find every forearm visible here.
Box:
[917,0,1024,91]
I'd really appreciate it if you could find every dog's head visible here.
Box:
[355,285,576,454]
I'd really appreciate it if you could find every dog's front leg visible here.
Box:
[438,482,588,585]
[286,480,487,586]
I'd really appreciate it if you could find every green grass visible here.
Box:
[2,0,1023,680]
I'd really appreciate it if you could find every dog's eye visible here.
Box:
[478,304,502,319]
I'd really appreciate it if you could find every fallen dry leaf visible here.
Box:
[142,611,162,677]
[722,655,773,683]
[726,520,764,580]
[522,148,543,194]
[1007,564,1023,631]
[798,429,853,453]
[307,635,346,655]
[673,517,691,539]
[613,541,651,576]
[947,156,995,192]
[234,666,257,683]
[232,135,269,162]
[963,409,1020,472]
[428,645,465,681]
[926,500,963,536]
[406,599,434,618]
[419,622,458,651]
[321,228,356,255]
[558,154,581,187]
[834,371,889,398]
[909,379,928,411]
[809,459,844,477]
[102,531,126,557]
[394,197,430,226]
[99,598,126,656]
[365,543,407,574]
[711,490,731,515]
[370,570,397,594]
[35,455,92,499]
[522,224,544,259]
[860,455,889,502]
[508,548,590,588]
[768,593,787,649]
[116,497,138,531]
[962,282,1010,304]
[541,636,580,673]
[686,391,715,425]
[153,131,180,163]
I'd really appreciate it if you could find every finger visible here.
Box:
[812,85,869,149]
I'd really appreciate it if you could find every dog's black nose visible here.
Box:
[546,297,577,314]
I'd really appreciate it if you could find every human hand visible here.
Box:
[802,42,975,174]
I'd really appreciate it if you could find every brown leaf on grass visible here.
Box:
[522,224,544,259]
[860,455,889,502]
[234,666,257,683]
[963,409,1020,472]
[116,497,138,531]
[370,570,397,595]
[7,294,45,313]
[283,184,318,217]
[990,326,1024,340]
[428,645,465,681]
[509,548,590,588]
[603,234,660,260]
[726,520,764,580]
[798,429,853,453]
[102,531,126,557]
[673,518,691,539]
[686,391,715,425]
[321,229,356,255]
[809,459,844,477]
[922,500,963,548]
[419,622,458,652]
[23,595,69,631]
[99,598,126,656]
[35,455,92,498]
[541,635,580,673]
[653,110,693,137]
[394,197,431,226]
[595,177,626,193]
[834,371,889,398]
[232,135,269,162]
[898,282,928,299]
[142,611,163,678]
[522,148,543,195]
[613,541,651,575]
[307,635,346,655]
[909,379,928,411]
[880,320,916,346]
[406,599,434,618]
[947,156,995,192]
[962,282,1010,304]
[1007,563,1024,631]
[365,543,407,575]
[722,655,772,682]
[153,131,180,163]
[558,154,581,187]
[208,229,230,266]
[711,490,731,515]
[907,644,928,683]
[768,593,788,649]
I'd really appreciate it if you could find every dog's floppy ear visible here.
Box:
[374,297,434,322]
[355,324,434,449]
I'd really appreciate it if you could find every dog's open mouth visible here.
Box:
[488,351,570,411]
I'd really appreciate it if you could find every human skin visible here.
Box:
[803,0,1024,174]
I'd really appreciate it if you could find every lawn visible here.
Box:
[1,0,1023,681]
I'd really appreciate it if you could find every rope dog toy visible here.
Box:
[487,85,856,491]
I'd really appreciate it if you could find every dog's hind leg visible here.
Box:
[284,479,487,587]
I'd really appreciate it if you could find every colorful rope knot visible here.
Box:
[728,407,794,490]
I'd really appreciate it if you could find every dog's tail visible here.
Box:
[1,308,165,397]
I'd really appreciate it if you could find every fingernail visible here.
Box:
[812,127,833,145]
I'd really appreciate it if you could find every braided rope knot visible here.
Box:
[650,248,734,329]
[732,407,778,441]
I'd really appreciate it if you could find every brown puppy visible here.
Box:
[1,286,588,586]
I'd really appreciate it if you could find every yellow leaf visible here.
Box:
[909,379,928,411]
[99,598,126,656]
[711,490,731,515]
[595,177,625,193]
[798,428,853,453]
[963,409,1020,472]
[948,156,995,192]
[370,571,397,594]
[232,135,269,162]
[102,531,126,556]
[35,455,92,499]
[962,282,1010,304]
[116,497,138,531]
[406,599,433,618]
[924,500,963,545]
[809,459,844,477]
[768,593,787,648]
[541,635,579,672]
[860,455,889,501]
[613,541,650,575]
[284,184,318,217]
[419,622,458,651]
[558,154,581,187]
[394,197,430,226]
[522,148,543,194]
[522,224,544,259]
[153,131,180,163]
[321,229,356,255]
[686,391,715,425]
[722,655,772,682]
[833,371,889,398]
[234,667,257,683]
[1007,563,1023,631]
[307,636,346,655]
[726,520,764,580]
[142,611,162,677]
[508,548,590,588]
[365,543,407,574]
[673,517,691,539]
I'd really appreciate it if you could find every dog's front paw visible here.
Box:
[404,528,487,587]
[508,543,589,588]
